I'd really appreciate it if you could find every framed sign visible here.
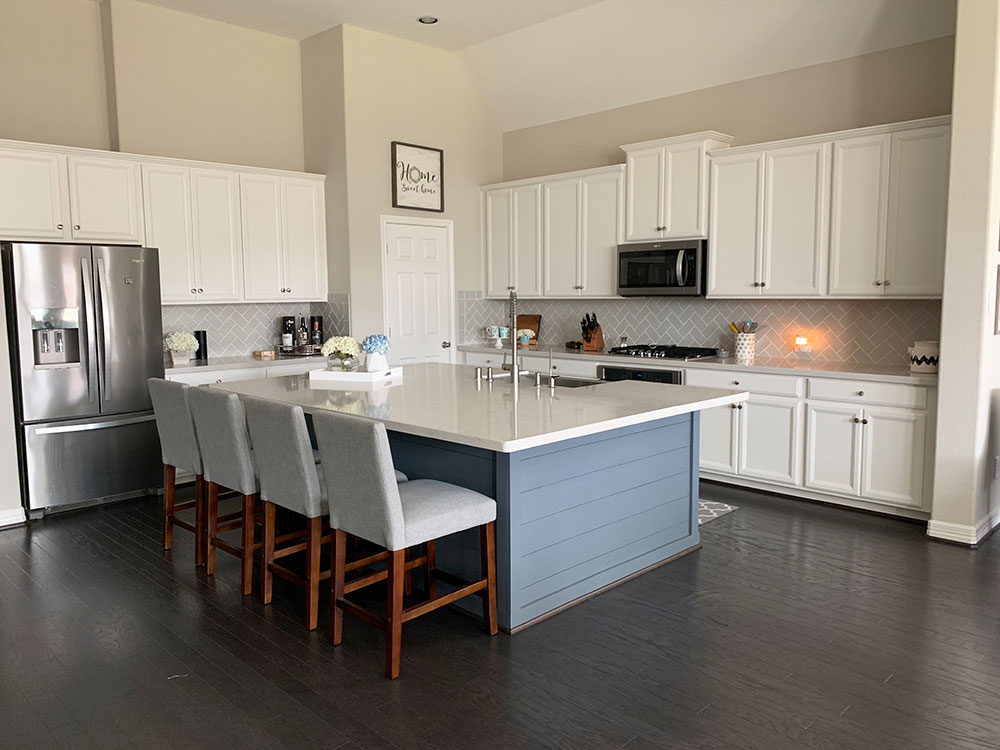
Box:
[391,141,444,212]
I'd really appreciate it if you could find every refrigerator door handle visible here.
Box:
[80,257,98,404]
[96,257,112,402]
[34,414,155,436]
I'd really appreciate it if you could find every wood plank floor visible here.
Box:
[1,483,999,749]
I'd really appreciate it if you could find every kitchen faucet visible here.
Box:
[509,289,519,398]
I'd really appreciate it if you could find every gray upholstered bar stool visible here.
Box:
[243,396,331,630]
[313,411,498,680]
[148,378,206,566]
[188,387,259,596]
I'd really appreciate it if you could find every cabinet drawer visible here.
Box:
[167,367,265,386]
[464,351,507,368]
[807,378,926,409]
[266,362,328,377]
[685,368,802,397]
[520,354,599,378]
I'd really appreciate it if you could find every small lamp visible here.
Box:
[794,333,813,359]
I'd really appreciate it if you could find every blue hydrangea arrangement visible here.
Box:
[361,334,390,355]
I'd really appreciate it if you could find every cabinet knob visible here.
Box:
[760,282,766,288]
[874,280,883,286]
[862,418,869,425]
[737,404,743,410]
[731,404,738,409]
[198,288,204,293]
[857,390,864,396]
[656,226,665,231]
[507,286,516,290]
[883,280,891,287]
[287,288,291,293]
[191,288,196,294]
[552,365,558,370]
[74,224,81,230]
[56,223,64,230]
[853,417,861,423]
[574,284,584,290]
[733,381,740,385]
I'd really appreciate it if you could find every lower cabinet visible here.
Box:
[699,396,801,485]
[804,402,925,509]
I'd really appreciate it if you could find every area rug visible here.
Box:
[698,500,739,525]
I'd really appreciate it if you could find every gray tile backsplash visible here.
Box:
[457,291,941,367]
[161,294,351,357]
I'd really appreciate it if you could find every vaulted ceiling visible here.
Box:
[134,0,956,133]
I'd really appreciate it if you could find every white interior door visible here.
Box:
[383,219,454,365]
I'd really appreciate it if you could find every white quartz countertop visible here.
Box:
[165,354,327,374]
[209,362,748,453]
[459,345,937,386]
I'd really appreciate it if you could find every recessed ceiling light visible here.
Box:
[417,16,438,24]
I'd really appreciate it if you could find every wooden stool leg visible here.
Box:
[241,494,256,596]
[385,549,405,679]
[305,517,322,630]
[425,540,437,598]
[206,481,219,575]
[404,548,413,596]
[261,501,275,605]
[480,522,498,636]
[163,465,176,550]
[329,529,346,646]
[194,475,206,567]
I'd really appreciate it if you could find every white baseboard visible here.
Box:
[927,508,1000,546]
[0,506,26,529]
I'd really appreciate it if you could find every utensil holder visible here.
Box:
[735,333,756,361]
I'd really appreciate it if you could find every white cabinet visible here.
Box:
[482,165,622,298]
[884,126,950,297]
[709,143,829,297]
[144,165,243,304]
[66,155,143,243]
[828,135,891,296]
[707,152,763,297]
[804,402,863,496]
[699,402,740,475]
[240,174,327,302]
[0,148,68,240]
[739,396,802,484]
[266,361,328,377]
[166,367,265,386]
[543,177,581,296]
[622,132,733,241]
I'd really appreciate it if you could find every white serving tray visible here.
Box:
[309,366,402,384]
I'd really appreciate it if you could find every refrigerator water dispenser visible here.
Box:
[30,308,80,367]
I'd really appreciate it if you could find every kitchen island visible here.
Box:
[212,362,747,630]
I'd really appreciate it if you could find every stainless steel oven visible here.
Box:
[617,239,705,296]
[598,365,684,384]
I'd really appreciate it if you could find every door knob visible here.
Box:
[441,341,451,348]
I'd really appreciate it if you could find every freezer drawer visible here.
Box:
[22,413,162,511]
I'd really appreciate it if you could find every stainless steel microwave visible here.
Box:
[617,239,705,296]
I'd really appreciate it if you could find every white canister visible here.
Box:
[365,351,390,373]
[735,333,756,361]
[908,341,939,373]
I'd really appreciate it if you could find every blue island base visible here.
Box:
[388,412,701,631]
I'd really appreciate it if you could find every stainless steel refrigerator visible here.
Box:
[2,242,164,514]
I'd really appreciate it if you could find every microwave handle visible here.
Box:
[676,250,687,286]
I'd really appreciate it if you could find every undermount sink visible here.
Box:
[484,369,605,388]
[549,375,604,388]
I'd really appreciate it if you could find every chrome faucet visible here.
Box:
[509,289,519,398]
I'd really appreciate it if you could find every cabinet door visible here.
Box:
[739,396,802,485]
[192,169,242,302]
[581,169,623,296]
[861,407,925,508]
[142,164,195,304]
[543,178,582,296]
[884,126,950,297]
[67,156,143,243]
[240,174,284,301]
[707,152,763,297]
[699,403,740,475]
[762,143,830,296]
[282,178,327,301]
[512,184,542,297]
[624,146,663,241]
[484,188,512,297]
[0,148,68,240]
[804,403,862,496]
[828,135,889,296]
[664,140,707,238]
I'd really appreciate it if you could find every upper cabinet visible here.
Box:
[622,132,734,242]
[710,116,950,299]
[0,138,327,305]
[482,165,623,298]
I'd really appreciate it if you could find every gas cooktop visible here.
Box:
[607,344,719,360]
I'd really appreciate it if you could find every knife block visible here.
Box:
[582,325,605,352]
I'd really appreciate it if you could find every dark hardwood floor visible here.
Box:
[2,483,999,749]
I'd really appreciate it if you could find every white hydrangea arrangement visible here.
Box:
[516,328,535,339]
[321,336,361,370]
[163,332,199,353]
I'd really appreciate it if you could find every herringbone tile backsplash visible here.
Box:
[457,291,941,366]
[161,295,351,357]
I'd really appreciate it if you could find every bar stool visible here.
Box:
[148,378,206,566]
[188,387,259,596]
[313,411,498,679]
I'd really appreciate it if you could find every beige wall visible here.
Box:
[339,25,503,336]
[931,1,1000,540]
[301,26,350,294]
[502,36,955,180]
[109,0,304,171]
[0,0,111,150]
